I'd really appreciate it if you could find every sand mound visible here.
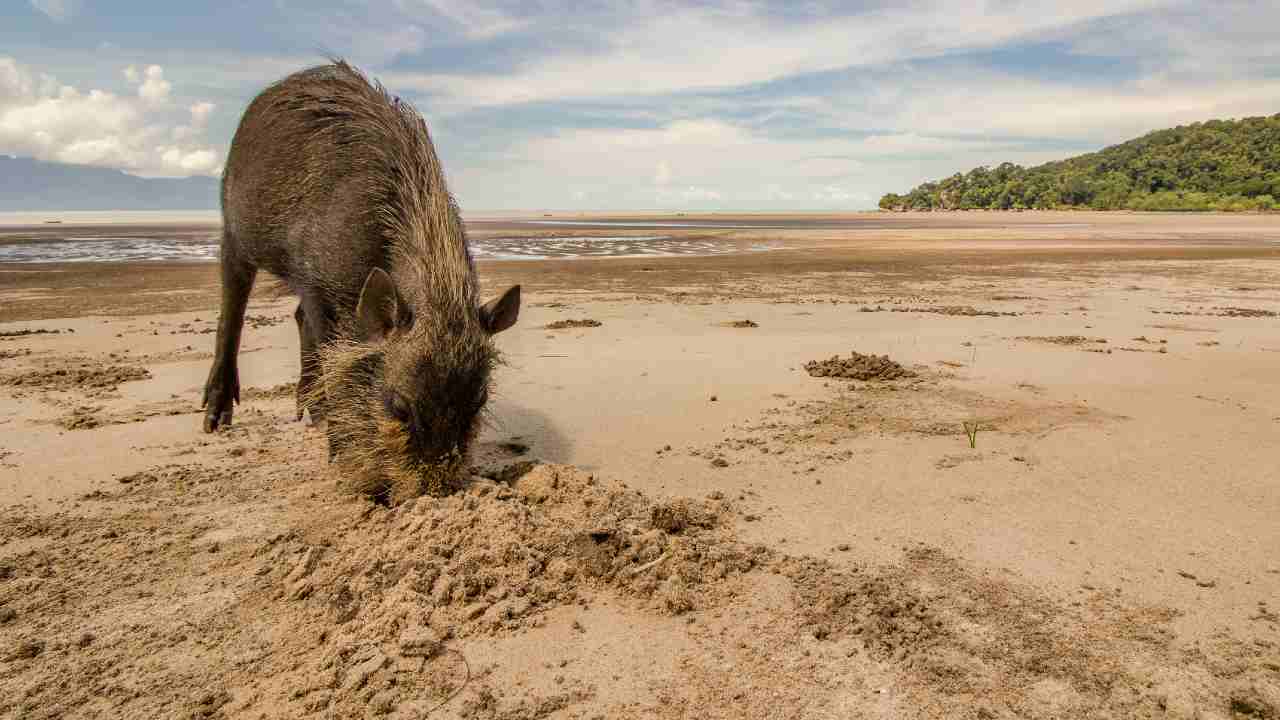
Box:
[544,319,601,330]
[265,464,758,716]
[804,351,916,381]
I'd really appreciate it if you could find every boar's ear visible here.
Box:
[479,284,520,335]
[356,268,399,342]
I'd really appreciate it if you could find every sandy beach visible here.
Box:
[2,211,1279,718]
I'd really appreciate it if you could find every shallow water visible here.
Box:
[0,227,775,263]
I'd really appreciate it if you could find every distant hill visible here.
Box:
[879,114,1280,212]
[0,156,219,211]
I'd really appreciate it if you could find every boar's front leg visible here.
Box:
[202,248,256,432]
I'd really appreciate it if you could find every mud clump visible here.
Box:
[0,328,64,339]
[1,361,150,392]
[1015,335,1108,346]
[1217,307,1278,318]
[241,382,297,400]
[56,406,103,430]
[726,319,758,328]
[859,305,1020,318]
[544,319,602,330]
[244,313,285,328]
[804,351,917,381]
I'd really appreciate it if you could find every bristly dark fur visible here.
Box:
[204,59,520,500]
[224,59,479,312]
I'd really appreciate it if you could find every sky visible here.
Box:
[2,1,1278,210]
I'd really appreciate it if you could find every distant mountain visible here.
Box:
[879,114,1280,212]
[0,156,219,211]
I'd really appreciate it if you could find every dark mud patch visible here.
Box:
[49,400,195,430]
[1217,307,1278,318]
[245,313,286,329]
[1154,307,1279,318]
[1148,323,1219,333]
[804,351,917,381]
[545,319,602,330]
[0,360,151,393]
[241,382,297,401]
[721,319,759,328]
[0,328,66,339]
[860,305,1023,317]
[55,405,103,430]
[1015,335,1108,347]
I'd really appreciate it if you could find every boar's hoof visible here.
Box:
[202,406,233,433]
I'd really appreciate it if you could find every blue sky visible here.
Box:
[2,1,1277,210]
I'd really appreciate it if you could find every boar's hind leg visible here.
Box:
[294,304,312,422]
[294,300,329,425]
[202,251,257,433]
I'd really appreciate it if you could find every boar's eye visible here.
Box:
[383,391,412,423]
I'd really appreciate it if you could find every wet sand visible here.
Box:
[1,212,1279,718]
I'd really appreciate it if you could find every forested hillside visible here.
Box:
[879,114,1279,212]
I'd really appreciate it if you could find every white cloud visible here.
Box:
[450,118,1034,209]
[172,101,216,140]
[814,64,1280,144]
[30,0,80,23]
[412,0,527,39]
[159,146,219,174]
[384,0,1172,109]
[189,101,215,126]
[0,56,219,177]
[812,186,866,205]
[346,24,428,67]
[653,159,671,186]
[136,65,171,104]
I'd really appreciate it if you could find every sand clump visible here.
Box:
[544,319,602,330]
[804,351,917,381]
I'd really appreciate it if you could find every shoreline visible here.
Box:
[3,206,1277,228]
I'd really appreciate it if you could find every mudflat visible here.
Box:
[1,211,1279,718]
